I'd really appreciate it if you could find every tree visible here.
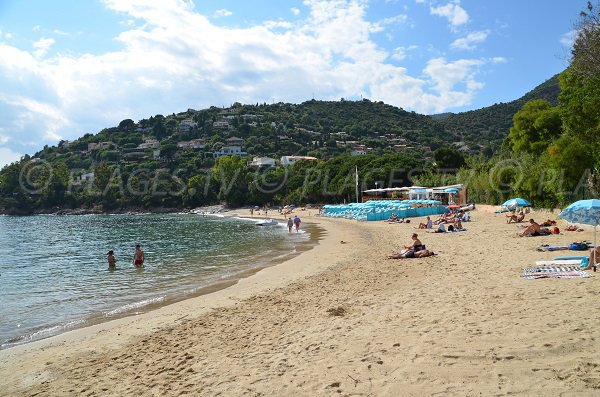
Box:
[570,1,600,81]
[211,156,248,207]
[508,100,562,154]
[118,119,135,132]
[433,147,466,170]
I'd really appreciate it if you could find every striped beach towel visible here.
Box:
[521,265,592,279]
[524,265,582,274]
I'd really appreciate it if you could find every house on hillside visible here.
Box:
[137,139,159,149]
[226,137,245,147]
[213,119,232,130]
[179,119,197,134]
[88,142,116,151]
[178,139,205,149]
[280,155,318,167]
[247,156,276,168]
[213,145,246,158]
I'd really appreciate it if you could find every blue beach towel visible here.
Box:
[553,256,590,268]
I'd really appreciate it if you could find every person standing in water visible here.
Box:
[107,250,116,269]
[287,217,294,233]
[293,215,301,232]
[133,244,145,267]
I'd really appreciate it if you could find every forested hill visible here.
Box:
[16,73,560,167]
[431,74,560,152]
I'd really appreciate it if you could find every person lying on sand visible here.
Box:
[566,225,584,232]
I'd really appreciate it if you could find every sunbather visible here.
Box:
[418,216,432,229]
[518,219,542,237]
[507,210,525,224]
[583,246,600,270]
[430,223,446,233]
[414,249,435,258]
[387,233,423,259]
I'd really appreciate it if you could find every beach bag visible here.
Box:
[569,242,588,251]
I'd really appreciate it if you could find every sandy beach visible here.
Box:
[2,207,600,396]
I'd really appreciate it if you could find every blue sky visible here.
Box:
[0,0,587,167]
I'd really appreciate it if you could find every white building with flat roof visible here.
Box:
[213,145,247,158]
[280,155,318,167]
[247,156,276,167]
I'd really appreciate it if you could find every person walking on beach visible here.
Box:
[293,215,301,232]
[287,217,294,233]
[107,250,116,269]
[133,244,145,267]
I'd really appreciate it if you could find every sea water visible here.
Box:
[0,213,313,349]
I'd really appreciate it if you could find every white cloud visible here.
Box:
[291,7,301,16]
[430,1,469,28]
[561,29,578,48]
[391,45,417,61]
[213,9,233,18]
[33,37,55,58]
[0,147,23,168]
[451,30,489,50]
[490,57,507,64]
[0,0,496,160]
[32,25,41,32]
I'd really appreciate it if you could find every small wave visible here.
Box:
[3,318,87,348]
[104,296,166,317]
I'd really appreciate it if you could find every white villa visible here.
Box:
[247,156,276,167]
[280,155,318,167]
[213,145,247,158]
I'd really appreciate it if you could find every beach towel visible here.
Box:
[521,265,592,279]
[534,260,582,266]
[521,271,592,279]
[524,265,582,274]
[536,245,569,252]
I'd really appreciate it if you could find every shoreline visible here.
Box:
[0,214,362,395]
[3,209,600,395]
[0,211,322,350]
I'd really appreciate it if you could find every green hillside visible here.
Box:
[431,74,560,153]
[0,73,563,213]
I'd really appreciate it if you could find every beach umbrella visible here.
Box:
[443,188,459,193]
[558,199,600,269]
[501,198,531,210]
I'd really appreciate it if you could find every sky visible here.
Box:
[0,0,589,167]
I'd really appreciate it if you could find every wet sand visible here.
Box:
[1,207,600,396]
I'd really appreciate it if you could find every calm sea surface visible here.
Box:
[0,213,313,349]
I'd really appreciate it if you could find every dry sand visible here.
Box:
[2,207,600,396]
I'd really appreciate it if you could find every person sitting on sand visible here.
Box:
[387,233,423,259]
[518,219,542,237]
[431,223,446,233]
[388,213,399,222]
[453,219,463,230]
[418,216,432,229]
[507,210,525,224]
[583,246,600,271]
